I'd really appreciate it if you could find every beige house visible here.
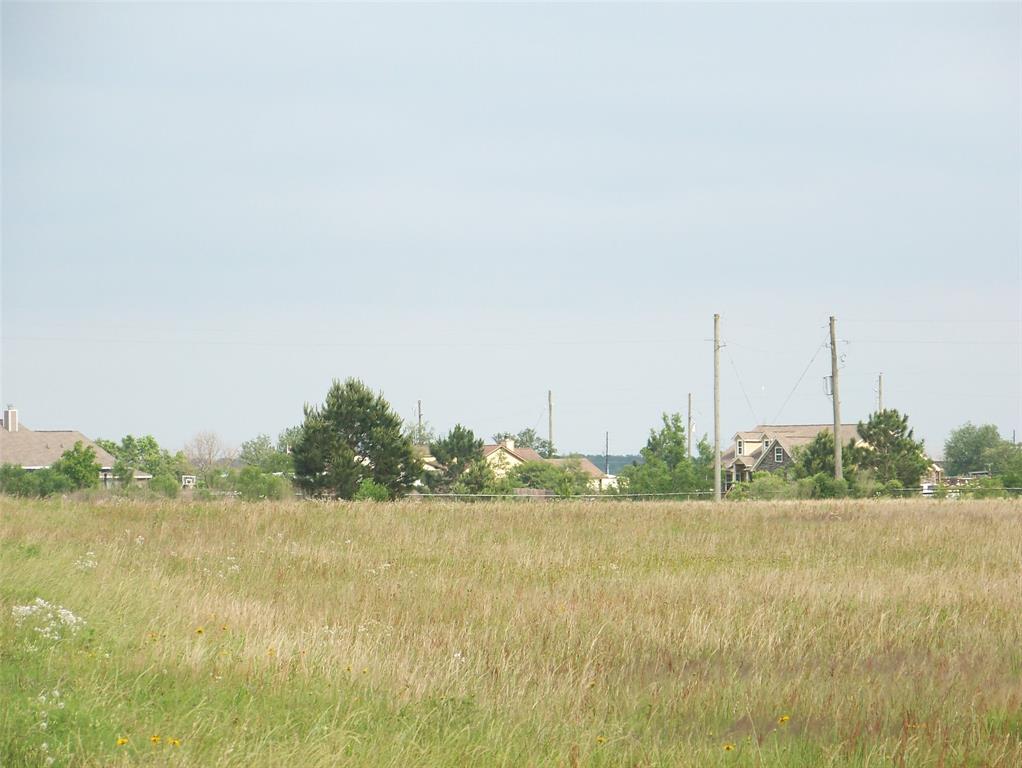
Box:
[722,423,862,488]
[0,406,150,486]
[482,438,616,491]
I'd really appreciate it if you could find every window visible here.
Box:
[737,439,744,455]
[774,446,783,463]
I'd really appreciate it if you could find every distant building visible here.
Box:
[481,438,615,491]
[0,406,151,486]
[722,424,862,489]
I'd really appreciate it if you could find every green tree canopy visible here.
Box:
[292,379,421,500]
[52,441,101,489]
[791,431,858,480]
[943,423,1014,477]
[853,409,929,487]
[430,425,484,480]
[239,433,293,474]
[509,460,591,497]
[619,413,711,495]
[97,434,192,482]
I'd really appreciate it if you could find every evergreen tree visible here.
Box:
[292,379,421,500]
[430,424,484,482]
[854,409,929,487]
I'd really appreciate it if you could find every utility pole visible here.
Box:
[687,392,693,459]
[548,390,554,458]
[877,373,883,412]
[830,316,842,481]
[714,314,721,502]
[605,431,610,475]
[417,400,423,434]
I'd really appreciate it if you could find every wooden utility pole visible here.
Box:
[605,431,610,475]
[877,373,884,412]
[548,390,554,457]
[687,392,693,458]
[714,314,721,502]
[830,316,842,481]
[417,400,423,433]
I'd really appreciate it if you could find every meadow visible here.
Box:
[2,496,1021,767]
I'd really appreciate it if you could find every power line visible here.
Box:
[770,335,828,424]
[723,342,760,426]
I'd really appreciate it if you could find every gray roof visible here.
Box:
[0,426,117,470]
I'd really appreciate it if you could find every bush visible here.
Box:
[811,473,848,499]
[729,473,802,500]
[963,476,1006,500]
[0,465,73,497]
[355,478,390,501]
[149,474,180,499]
[237,467,292,501]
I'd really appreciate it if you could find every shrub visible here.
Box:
[811,473,848,499]
[237,467,291,501]
[149,474,180,499]
[355,478,390,501]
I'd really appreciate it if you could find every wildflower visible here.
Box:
[116,737,129,746]
[723,743,735,752]
[169,738,181,747]
[596,736,606,744]
[195,627,204,635]
[778,714,790,725]
[221,625,228,631]
[150,734,161,745]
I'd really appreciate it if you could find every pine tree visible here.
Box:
[292,379,421,500]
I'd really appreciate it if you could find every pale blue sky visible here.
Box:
[2,2,1019,456]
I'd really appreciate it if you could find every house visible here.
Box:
[482,438,615,492]
[481,438,545,477]
[0,406,151,486]
[722,424,862,489]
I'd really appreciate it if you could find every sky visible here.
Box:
[2,2,1020,458]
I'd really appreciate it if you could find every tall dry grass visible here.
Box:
[2,496,1021,766]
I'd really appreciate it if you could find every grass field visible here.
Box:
[2,497,1021,767]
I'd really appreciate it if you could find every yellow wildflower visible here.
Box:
[169,738,181,747]
[778,714,790,725]
[150,735,161,745]
[195,627,204,635]
[596,736,606,744]
[723,742,735,752]
[116,737,129,746]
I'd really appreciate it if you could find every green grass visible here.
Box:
[2,496,1021,766]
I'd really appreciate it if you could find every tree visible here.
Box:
[292,379,422,500]
[237,466,290,501]
[277,426,304,454]
[980,441,1022,487]
[852,409,929,487]
[430,425,483,481]
[492,428,553,459]
[52,442,101,490]
[404,420,437,447]
[791,431,857,480]
[509,460,591,497]
[98,434,192,484]
[619,413,710,495]
[184,431,234,475]
[943,423,1003,476]
[239,433,292,474]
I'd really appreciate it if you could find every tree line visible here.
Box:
[2,377,1019,500]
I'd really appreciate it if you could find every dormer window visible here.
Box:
[737,439,744,455]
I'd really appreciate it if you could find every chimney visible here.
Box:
[501,437,515,452]
[3,405,18,432]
